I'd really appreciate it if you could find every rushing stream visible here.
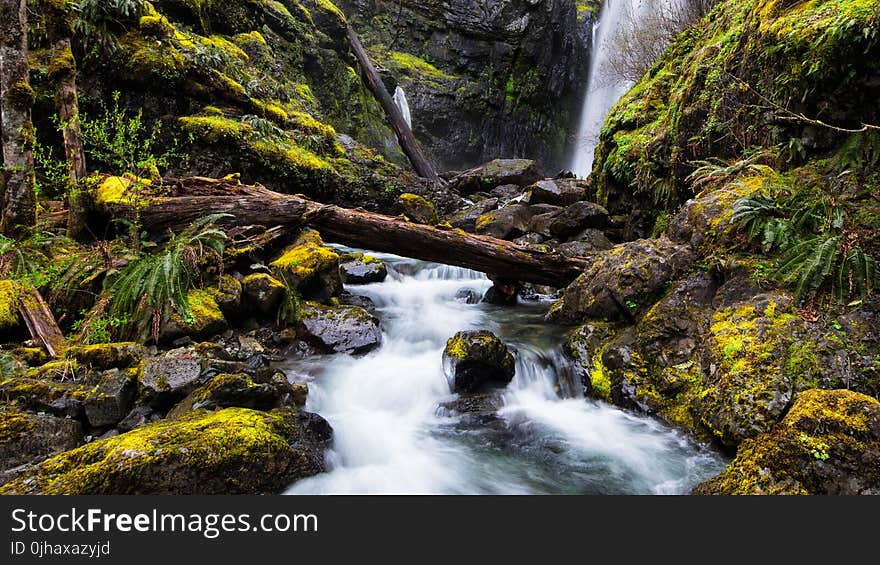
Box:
[282,250,726,494]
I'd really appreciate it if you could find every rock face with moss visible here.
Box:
[340,1,595,172]
[0,407,331,494]
[0,411,83,480]
[443,330,516,393]
[695,389,880,495]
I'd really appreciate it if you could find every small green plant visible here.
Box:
[625,299,638,310]
[798,433,830,461]
[687,149,777,189]
[106,214,230,343]
[0,352,27,378]
[276,277,304,327]
[72,0,149,55]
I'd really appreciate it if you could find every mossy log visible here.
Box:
[101,177,590,286]
[17,286,64,357]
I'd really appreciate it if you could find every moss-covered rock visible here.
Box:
[397,193,439,225]
[474,204,535,240]
[450,159,542,195]
[563,321,620,401]
[168,373,281,418]
[0,411,83,478]
[0,407,331,494]
[209,274,243,318]
[696,293,805,447]
[442,330,516,393]
[695,389,880,495]
[546,237,696,324]
[242,272,286,314]
[270,230,342,301]
[0,279,22,336]
[446,198,500,233]
[0,377,91,419]
[158,290,228,344]
[66,343,145,371]
[592,0,880,212]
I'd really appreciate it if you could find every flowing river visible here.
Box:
[283,250,726,494]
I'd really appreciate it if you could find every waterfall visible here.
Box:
[393,86,413,129]
[570,0,682,177]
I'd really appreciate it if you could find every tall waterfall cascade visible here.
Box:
[570,0,684,177]
[393,86,413,129]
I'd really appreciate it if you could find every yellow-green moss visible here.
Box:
[398,193,438,225]
[242,272,285,290]
[0,280,21,331]
[0,412,36,445]
[177,290,224,329]
[119,32,187,81]
[94,175,151,207]
[179,115,251,143]
[8,79,36,110]
[0,408,296,495]
[270,234,339,279]
[47,46,76,80]
[590,353,612,402]
[386,51,452,82]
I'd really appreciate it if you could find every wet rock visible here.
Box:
[475,204,534,240]
[528,211,563,238]
[338,293,378,314]
[547,238,696,323]
[339,253,388,284]
[563,322,621,399]
[242,273,286,315]
[668,183,757,252]
[557,239,607,258]
[443,330,516,393]
[270,229,342,301]
[83,369,139,428]
[695,389,880,495]
[0,407,331,494]
[489,184,525,204]
[440,393,503,425]
[0,412,83,475]
[158,290,228,344]
[299,303,382,354]
[549,201,610,239]
[398,193,439,225]
[447,198,499,232]
[454,288,481,304]
[526,178,588,206]
[449,159,542,195]
[482,283,519,306]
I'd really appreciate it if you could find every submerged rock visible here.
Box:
[695,389,880,495]
[299,303,382,354]
[442,330,515,393]
[0,407,331,494]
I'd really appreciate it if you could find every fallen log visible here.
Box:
[18,286,65,357]
[98,179,590,286]
[347,27,440,182]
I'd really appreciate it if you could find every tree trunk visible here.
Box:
[18,286,66,358]
[347,26,440,182]
[0,0,36,238]
[43,0,88,239]
[101,178,589,286]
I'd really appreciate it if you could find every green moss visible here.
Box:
[0,412,36,445]
[47,46,76,80]
[8,80,35,110]
[242,272,284,290]
[397,193,438,225]
[385,51,454,83]
[0,280,21,331]
[118,32,187,82]
[179,115,251,143]
[94,176,152,207]
[0,408,298,495]
[174,290,224,330]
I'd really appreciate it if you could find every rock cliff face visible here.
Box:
[339,0,595,173]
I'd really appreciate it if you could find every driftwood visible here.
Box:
[104,178,590,287]
[347,27,440,182]
[18,286,65,357]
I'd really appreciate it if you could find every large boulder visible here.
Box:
[0,412,83,477]
[449,159,542,195]
[526,178,588,206]
[83,369,139,428]
[339,253,388,284]
[447,198,499,232]
[270,230,342,301]
[547,237,696,323]
[0,407,332,494]
[442,330,516,393]
[475,204,534,240]
[140,347,207,408]
[695,293,807,447]
[298,303,382,354]
[548,201,610,239]
[695,389,880,495]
